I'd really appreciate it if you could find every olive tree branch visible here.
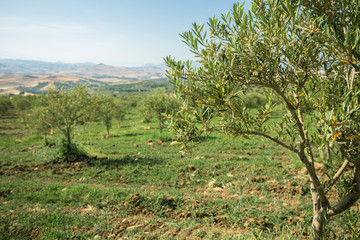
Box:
[325,159,349,194]
[215,124,297,153]
[328,161,360,217]
[242,131,298,153]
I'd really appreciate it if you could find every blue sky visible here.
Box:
[0,0,251,67]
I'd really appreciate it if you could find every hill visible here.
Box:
[0,59,167,95]
[0,59,165,80]
[0,74,108,95]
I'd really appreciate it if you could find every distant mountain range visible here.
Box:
[0,59,166,80]
[0,59,167,95]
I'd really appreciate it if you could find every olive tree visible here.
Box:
[165,0,359,238]
[91,94,118,137]
[143,88,181,133]
[0,95,11,115]
[29,106,52,145]
[12,95,33,126]
[114,105,126,128]
[138,97,154,123]
[35,86,91,147]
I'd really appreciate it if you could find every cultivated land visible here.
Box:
[0,59,166,95]
[1,90,359,239]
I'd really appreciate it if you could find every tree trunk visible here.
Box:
[66,133,71,145]
[158,119,163,134]
[311,183,327,240]
[22,114,27,127]
[105,120,111,137]
[43,134,48,146]
[106,125,110,137]
[64,130,72,162]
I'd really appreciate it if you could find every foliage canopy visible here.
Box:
[33,85,92,147]
[165,0,360,238]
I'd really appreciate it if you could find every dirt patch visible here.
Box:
[10,164,32,173]
[109,151,120,155]
[214,215,229,224]
[21,145,42,152]
[0,132,25,136]
[30,228,42,239]
[0,125,24,136]
[103,215,250,239]
[264,178,307,196]
[124,194,148,215]
[0,189,12,198]
[0,126,21,131]
[80,205,97,215]
[105,216,153,239]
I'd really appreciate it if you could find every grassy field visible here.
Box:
[0,99,359,239]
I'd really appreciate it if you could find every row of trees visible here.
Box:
[0,95,37,119]
[27,86,181,161]
[30,86,126,147]
[165,0,359,238]
[138,88,181,133]
[6,86,179,149]
[1,87,183,147]
[0,95,12,115]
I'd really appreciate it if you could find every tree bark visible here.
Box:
[311,183,327,240]
[328,162,360,217]
[296,104,330,239]
[64,130,72,162]
[106,123,110,137]
[66,131,71,146]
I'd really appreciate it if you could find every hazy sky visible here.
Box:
[0,0,251,67]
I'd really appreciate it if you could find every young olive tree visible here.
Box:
[35,85,92,147]
[138,97,154,123]
[165,0,359,238]
[29,106,52,145]
[0,95,11,115]
[114,105,126,128]
[91,95,118,137]
[12,95,33,126]
[144,88,181,133]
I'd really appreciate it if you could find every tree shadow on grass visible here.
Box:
[87,154,164,169]
[117,125,131,129]
[123,132,145,137]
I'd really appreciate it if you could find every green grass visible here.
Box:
[0,103,359,239]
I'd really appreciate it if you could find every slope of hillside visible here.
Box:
[0,59,167,95]
[0,74,109,95]
[0,59,165,80]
